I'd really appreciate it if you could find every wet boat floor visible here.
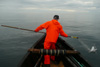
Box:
[40,61,64,67]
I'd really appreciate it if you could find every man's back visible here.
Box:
[44,19,62,43]
[35,19,68,43]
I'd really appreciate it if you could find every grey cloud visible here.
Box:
[0,0,100,12]
[93,0,100,8]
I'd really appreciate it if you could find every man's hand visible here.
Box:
[34,30,38,32]
[68,36,79,39]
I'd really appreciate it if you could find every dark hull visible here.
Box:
[18,35,91,67]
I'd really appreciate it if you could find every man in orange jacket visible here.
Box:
[34,15,68,67]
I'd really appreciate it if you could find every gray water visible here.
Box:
[0,12,100,67]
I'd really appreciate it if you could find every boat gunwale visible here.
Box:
[18,35,45,67]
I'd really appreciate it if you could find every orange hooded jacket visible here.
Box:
[35,19,68,43]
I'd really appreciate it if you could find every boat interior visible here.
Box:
[18,35,91,67]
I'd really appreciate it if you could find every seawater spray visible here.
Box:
[78,39,90,51]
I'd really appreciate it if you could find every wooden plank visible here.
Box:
[40,61,64,67]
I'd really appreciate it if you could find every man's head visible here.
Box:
[53,15,59,20]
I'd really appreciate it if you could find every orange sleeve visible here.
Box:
[59,26,68,37]
[35,22,49,32]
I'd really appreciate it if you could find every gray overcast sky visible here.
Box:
[0,0,100,13]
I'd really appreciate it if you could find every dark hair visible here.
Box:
[53,15,59,19]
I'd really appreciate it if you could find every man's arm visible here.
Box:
[34,22,49,32]
[59,26,68,37]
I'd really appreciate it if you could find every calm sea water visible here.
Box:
[0,12,100,67]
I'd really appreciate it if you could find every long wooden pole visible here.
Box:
[1,25,45,33]
[1,25,78,39]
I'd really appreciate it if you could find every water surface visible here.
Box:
[0,12,100,67]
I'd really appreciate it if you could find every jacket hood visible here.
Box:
[52,19,60,25]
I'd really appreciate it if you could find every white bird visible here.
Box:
[89,45,97,53]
